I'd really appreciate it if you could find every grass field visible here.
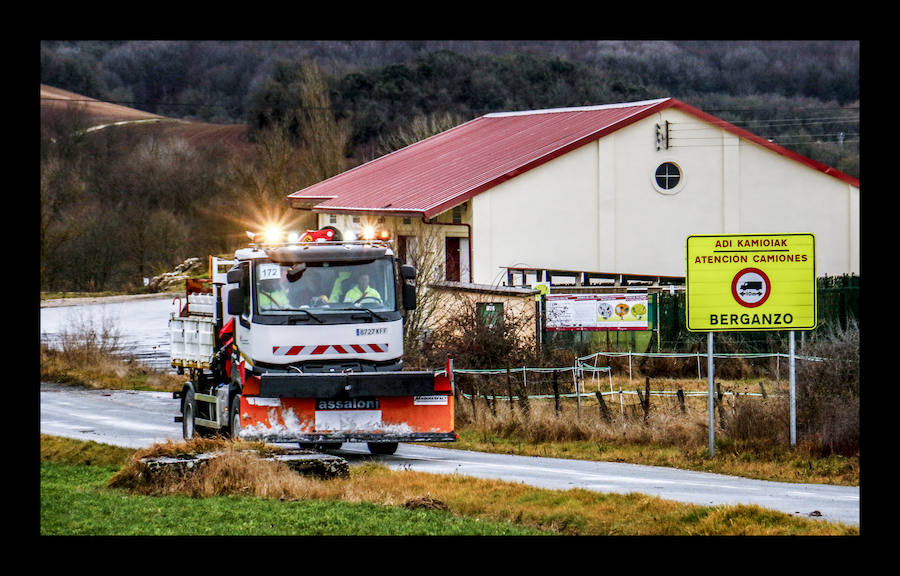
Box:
[40,435,857,536]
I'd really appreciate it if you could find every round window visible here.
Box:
[654,161,682,193]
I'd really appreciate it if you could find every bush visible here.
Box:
[410,293,538,370]
[795,320,860,456]
[725,394,790,445]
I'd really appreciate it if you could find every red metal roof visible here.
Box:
[288,98,859,219]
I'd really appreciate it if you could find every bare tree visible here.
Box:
[222,60,349,240]
[427,291,537,369]
[295,60,350,186]
[221,120,311,239]
[402,221,448,353]
[377,111,465,156]
[228,120,304,208]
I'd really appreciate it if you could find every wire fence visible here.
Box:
[436,348,839,403]
[577,350,832,382]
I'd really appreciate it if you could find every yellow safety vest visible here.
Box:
[343,286,381,303]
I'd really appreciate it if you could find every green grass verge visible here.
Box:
[40,461,547,536]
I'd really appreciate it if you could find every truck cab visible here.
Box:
[226,240,414,375]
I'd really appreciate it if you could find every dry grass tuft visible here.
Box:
[403,495,450,511]
[108,439,462,513]
[109,440,336,500]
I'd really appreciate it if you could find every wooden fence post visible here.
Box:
[716,382,726,424]
[468,375,477,420]
[552,370,561,416]
[518,374,531,419]
[676,388,686,413]
[758,381,767,399]
[637,377,651,423]
[595,391,611,423]
[506,368,514,414]
[483,385,496,416]
[484,373,496,416]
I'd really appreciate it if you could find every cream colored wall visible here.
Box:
[736,142,859,275]
[472,108,859,283]
[472,144,600,285]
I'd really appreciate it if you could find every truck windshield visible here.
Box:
[255,258,396,316]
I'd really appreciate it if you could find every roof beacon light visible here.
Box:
[359,227,390,241]
[263,226,284,245]
[299,228,337,242]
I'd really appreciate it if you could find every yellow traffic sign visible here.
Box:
[686,233,816,332]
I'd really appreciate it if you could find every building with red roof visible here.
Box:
[288,98,859,288]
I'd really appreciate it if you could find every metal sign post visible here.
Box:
[789,330,797,446]
[686,233,816,453]
[707,331,715,457]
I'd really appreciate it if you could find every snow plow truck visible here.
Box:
[170,226,456,455]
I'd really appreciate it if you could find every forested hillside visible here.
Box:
[40,40,859,293]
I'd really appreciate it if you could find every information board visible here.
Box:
[546,293,649,331]
[686,233,816,332]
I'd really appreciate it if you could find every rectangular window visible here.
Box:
[476,302,503,328]
[445,237,460,281]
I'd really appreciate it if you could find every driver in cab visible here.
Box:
[343,273,381,304]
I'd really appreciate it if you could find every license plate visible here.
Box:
[315,410,382,432]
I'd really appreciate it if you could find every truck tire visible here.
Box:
[183,388,218,439]
[182,389,198,440]
[367,442,398,455]
[228,394,242,440]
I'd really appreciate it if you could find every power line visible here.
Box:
[701,106,859,112]
[670,117,858,131]
[670,132,858,140]
[668,139,859,149]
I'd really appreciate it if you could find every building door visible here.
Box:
[445,237,460,281]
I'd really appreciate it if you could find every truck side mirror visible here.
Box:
[399,264,416,310]
[227,287,244,316]
[402,283,416,310]
[226,267,243,284]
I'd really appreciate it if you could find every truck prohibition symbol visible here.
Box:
[738,280,764,296]
[169,226,456,455]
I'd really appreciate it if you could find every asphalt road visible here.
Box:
[39,383,859,526]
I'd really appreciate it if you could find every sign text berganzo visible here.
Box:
[686,233,816,332]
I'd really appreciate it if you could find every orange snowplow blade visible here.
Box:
[236,394,455,443]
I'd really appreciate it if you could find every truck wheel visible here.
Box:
[367,442,398,455]
[182,389,198,440]
[228,394,242,440]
